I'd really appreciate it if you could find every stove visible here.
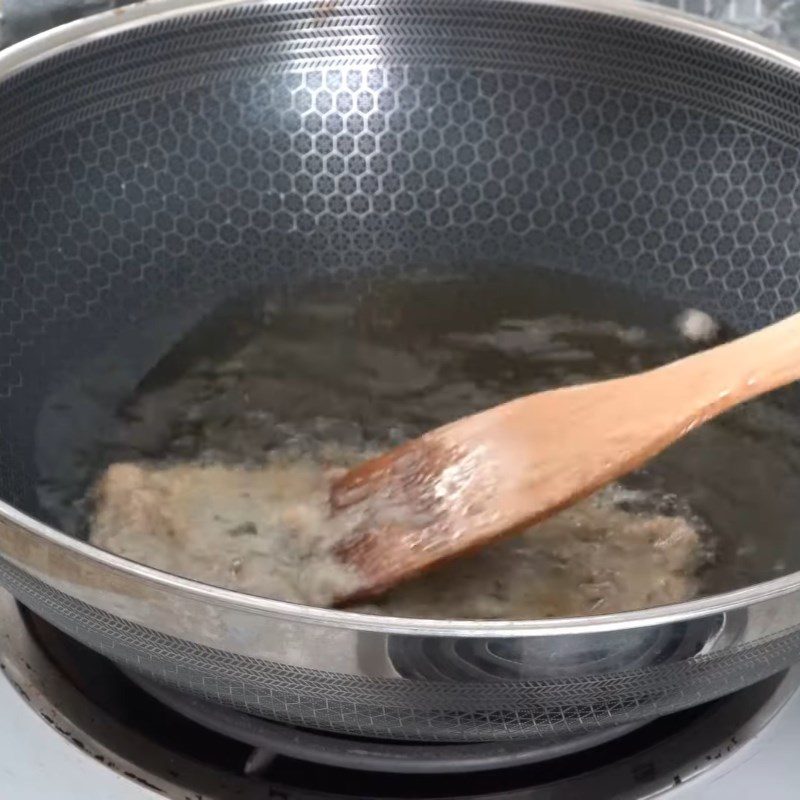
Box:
[0,587,796,800]
[3,1,800,798]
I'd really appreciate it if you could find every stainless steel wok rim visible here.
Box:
[2,0,800,638]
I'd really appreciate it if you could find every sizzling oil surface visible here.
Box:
[38,274,800,618]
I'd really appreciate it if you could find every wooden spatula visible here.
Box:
[329,311,800,606]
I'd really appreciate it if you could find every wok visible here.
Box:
[2,0,800,743]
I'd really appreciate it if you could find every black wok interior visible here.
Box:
[3,1,800,595]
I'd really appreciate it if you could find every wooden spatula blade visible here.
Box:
[330,380,675,605]
[330,434,501,603]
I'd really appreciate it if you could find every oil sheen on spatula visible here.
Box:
[329,311,800,606]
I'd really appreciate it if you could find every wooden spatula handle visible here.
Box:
[646,310,800,423]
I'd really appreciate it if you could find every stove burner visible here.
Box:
[124,668,641,774]
[1,594,798,800]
